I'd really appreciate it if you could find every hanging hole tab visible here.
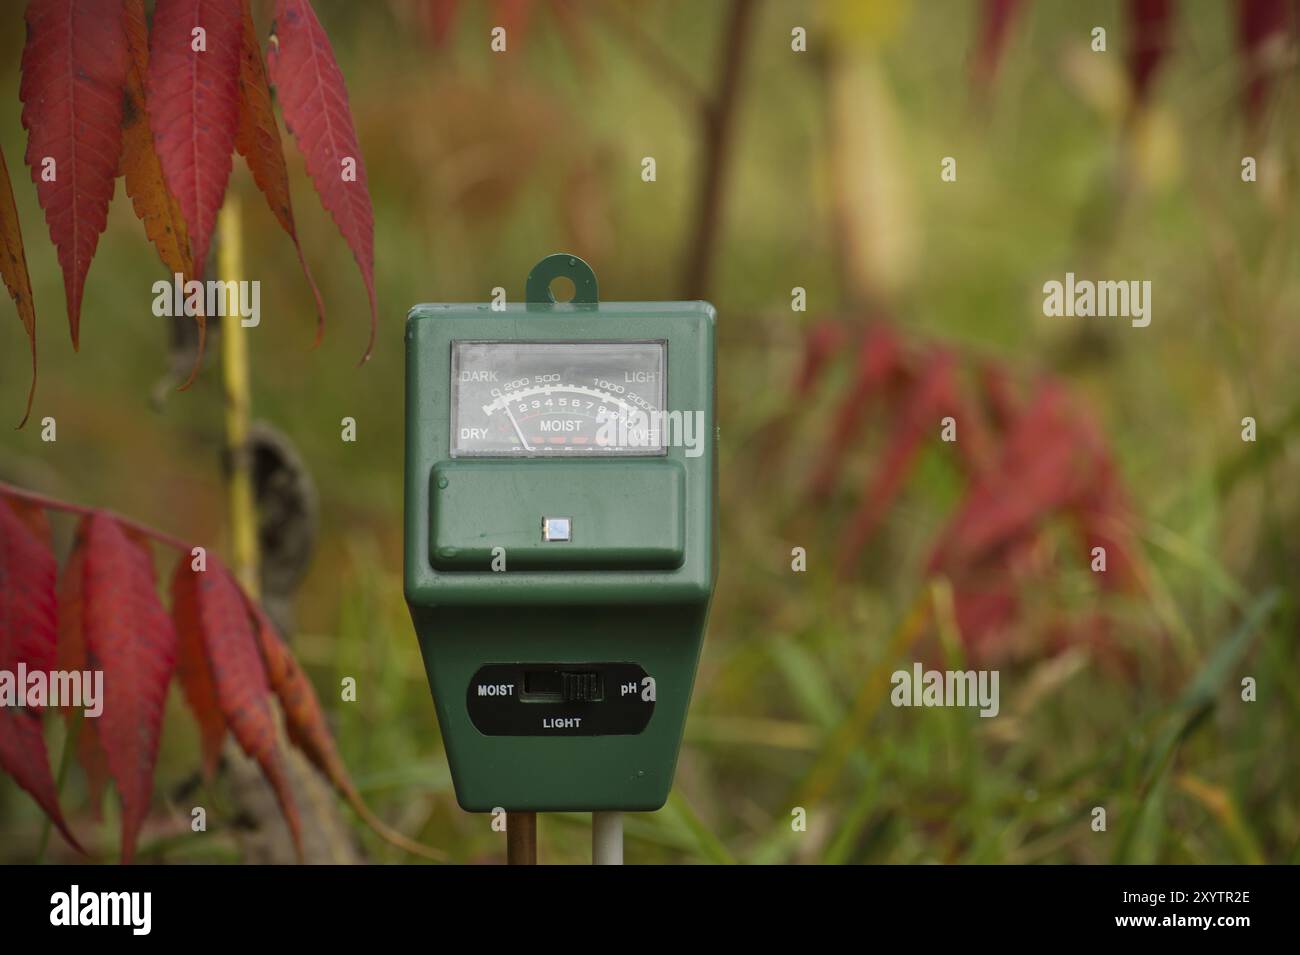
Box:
[525,253,599,305]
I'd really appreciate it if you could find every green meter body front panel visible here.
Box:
[403,255,717,812]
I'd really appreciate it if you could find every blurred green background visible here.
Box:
[1,0,1297,863]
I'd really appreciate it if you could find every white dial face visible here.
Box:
[450,341,667,457]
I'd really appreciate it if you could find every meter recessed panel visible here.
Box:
[451,341,666,457]
[466,662,655,736]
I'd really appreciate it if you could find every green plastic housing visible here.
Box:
[403,258,717,812]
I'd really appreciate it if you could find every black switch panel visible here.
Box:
[466,662,652,736]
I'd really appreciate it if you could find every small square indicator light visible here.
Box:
[542,517,571,542]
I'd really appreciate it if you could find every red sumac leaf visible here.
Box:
[794,320,851,398]
[0,145,38,427]
[120,0,204,385]
[837,350,959,570]
[0,497,57,677]
[424,0,460,47]
[83,514,176,864]
[6,497,51,544]
[971,0,1023,89]
[54,539,85,685]
[952,585,1019,657]
[234,0,325,345]
[170,558,227,780]
[928,386,1089,574]
[247,600,447,861]
[0,710,82,851]
[121,0,194,283]
[1071,444,1148,595]
[19,0,129,350]
[250,603,356,804]
[0,497,81,851]
[148,0,243,276]
[809,323,903,499]
[268,0,377,362]
[1237,0,1290,131]
[55,533,111,816]
[494,0,537,44]
[1128,0,1176,106]
[195,561,301,857]
[77,714,112,819]
[978,361,1020,432]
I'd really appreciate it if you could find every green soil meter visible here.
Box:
[404,254,717,816]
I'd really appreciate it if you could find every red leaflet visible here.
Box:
[148,0,243,277]
[0,498,81,851]
[0,499,57,678]
[1237,0,1290,132]
[55,534,111,816]
[495,0,537,43]
[929,386,1086,573]
[18,0,129,350]
[1073,447,1147,595]
[424,0,460,48]
[54,538,85,681]
[235,0,325,345]
[802,314,1150,664]
[794,320,852,398]
[971,0,1024,89]
[195,561,302,857]
[169,558,227,780]
[0,145,37,427]
[121,0,194,284]
[978,361,1020,432]
[83,514,176,864]
[268,0,377,362]
[120,0,203,385]
[248,599,445,861]
[7,497,52,544]
[0,485,418,859]
[250,603,355,802]
[951,586,1019,658]
[1128,0,1176,106]
[0,711,82,851]
[837,350,959,571]
[809,323,903,499]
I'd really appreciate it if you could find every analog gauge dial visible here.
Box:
[450,341,667,457]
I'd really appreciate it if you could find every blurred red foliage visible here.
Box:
[795,319,1148,665]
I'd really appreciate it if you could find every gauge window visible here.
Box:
[451,341,667,457]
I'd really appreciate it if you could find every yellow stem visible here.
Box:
[218,197,259,597]
[214,197,445,863]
